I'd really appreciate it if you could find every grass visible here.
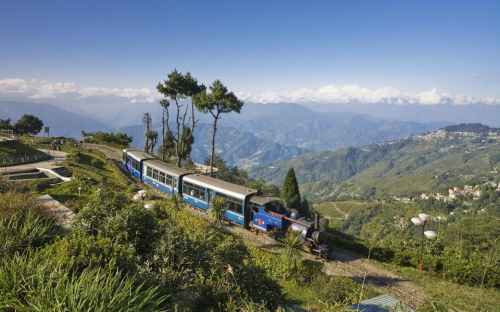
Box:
[372,261,500,311]
[41,148,133,211]
[0,140,50,167]
[314,200,374,228]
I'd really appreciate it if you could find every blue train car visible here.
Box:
[122,149,155,180]
[181,174,257,227]
[248,196,289,232]
[142,159,191,195]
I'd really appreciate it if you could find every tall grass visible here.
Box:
[0,192,60,256]
[0,250,167,311]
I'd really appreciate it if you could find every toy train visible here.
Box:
[122,148,329,258]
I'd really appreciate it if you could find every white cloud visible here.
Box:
[238,84,500,106]
[1,77,499,106]
[0,78,159,103]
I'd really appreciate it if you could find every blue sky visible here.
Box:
[1,0,499,105]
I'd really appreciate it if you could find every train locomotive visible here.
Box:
[122,148,329,258]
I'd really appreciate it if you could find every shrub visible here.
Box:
[0,193,60,256]
[0,250,166,311]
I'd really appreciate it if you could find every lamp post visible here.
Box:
[411,213,437,271]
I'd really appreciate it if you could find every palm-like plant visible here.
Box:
[282,230,302,274]
[210,196,225,227]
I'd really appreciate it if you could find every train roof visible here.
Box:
[144,159,191,177]
[125,148,155,161]
[249,195,283,206]
[183,174,257,200]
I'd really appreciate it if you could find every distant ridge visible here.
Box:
[442,123,500,133]
[0,101,110,138]
[251,123,500,200]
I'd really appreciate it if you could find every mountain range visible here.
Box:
[0,101,110,138]
[3,100,500,171]
[121,103,443,167]
[251,124,500,200]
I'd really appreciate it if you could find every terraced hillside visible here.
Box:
[252,124,500,200]
[0,140,50,167]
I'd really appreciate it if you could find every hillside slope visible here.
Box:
[252,124,500,200]
[0,101,110,138]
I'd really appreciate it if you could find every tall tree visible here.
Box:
[281,167,302,212]
[156,70,205,167]
[14,114,43,135]
[193,80,243,176]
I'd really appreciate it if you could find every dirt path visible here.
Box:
[324,249,425,309]
[183,203,425,309]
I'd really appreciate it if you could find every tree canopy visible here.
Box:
[281,167,302,212]
[193,80,243,175]
[156,70,205,166]
[14,114,43,135]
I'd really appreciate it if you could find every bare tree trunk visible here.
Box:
[210,115,219,176]
[161,109,165,160]
[191,101,196,131]
[175,100,181,167]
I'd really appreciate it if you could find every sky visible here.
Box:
[1,0,499,105]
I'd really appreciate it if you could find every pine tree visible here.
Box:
[281,167,301,212]
[301,197,311,218]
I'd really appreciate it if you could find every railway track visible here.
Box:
[91,143,426,309]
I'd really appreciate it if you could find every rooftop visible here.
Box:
[250,195,282,206]
[145,159,191,177]
[125,148,155,161]
[183,174,257,199]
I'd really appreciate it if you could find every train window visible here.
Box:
[146,166,152,177]
[152,169,158,180]
[165,174,173,186]
[183,182,206,201]
[131,159,140,171]
[215,193,242,215]
[248,202,260,213]
[159,171,166,184]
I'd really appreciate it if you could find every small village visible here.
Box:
[393,181,500,204]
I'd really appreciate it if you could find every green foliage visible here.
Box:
[0,193,60,256]
[0,118,13,130]
[14,114,43,135]
[82,131,133,147]
[193,79,243,175]
[0,140,51,166]
[0,250,166,312]
[210,196,226,226]
[336,198,500,288]
[159,129,176,159]
[179,126,194,160]
[281,167,302,211]
[1,146,373,310]
[254,129,500,201]
[157,70,205,166]
[282,230,302,274]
